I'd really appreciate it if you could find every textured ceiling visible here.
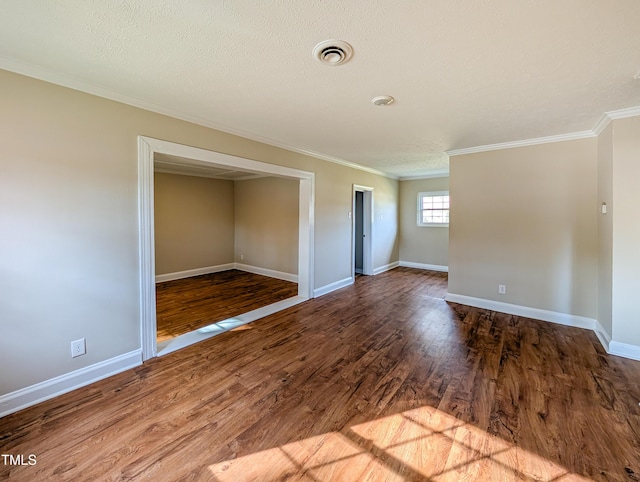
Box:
[1,1,639,178]
[155,153,265,181]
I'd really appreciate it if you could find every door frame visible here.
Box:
[138,136,315,361]
[352,184,374,278]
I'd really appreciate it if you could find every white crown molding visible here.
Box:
[605,105,640,120]
[448,105,640,157]
[446,131,595,157]
[399,171,450,181]
[591,113,612,136]
[0,55,396,180]
[592,106,640,136]
[3,55,640,175]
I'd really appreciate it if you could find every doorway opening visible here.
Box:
[138,136,315,361]
[352,184,373,278]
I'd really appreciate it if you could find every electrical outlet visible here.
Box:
[71,338,86,358]
[240,254,244,260]
[498,284,507,295]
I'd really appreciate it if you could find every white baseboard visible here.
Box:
[444,293,596,330]
[593,320,612,353]
[313,277,354,298]
[234,263,298,283]
[156,262,298,284]
[0,350,142,418]
[609,341,640,361]
[399,261,449,272]
[156,263,234,282]
[374,261,400,275]
[445,293,640,362]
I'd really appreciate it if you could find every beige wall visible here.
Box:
[449,139,598,318]
[0,69,399,395]
[154,173,235,275]
[597,124,613,338]
[10,59,639,403]
[399,177,449,267]
[234,176,299,275]
[311,164,399,283]
[610,117,640,346]
[371,177,400,270]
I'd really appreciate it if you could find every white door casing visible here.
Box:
[137,136,315,361]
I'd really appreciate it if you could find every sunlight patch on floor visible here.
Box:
[208,406,591,481]
[156,296,307,356]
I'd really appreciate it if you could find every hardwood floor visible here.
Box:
[2,267,640,481]
[155,270,299,342]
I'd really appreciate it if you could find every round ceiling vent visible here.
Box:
[371,95,395,106]
[313,40,353,66]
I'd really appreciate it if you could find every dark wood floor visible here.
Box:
[2,267,640,481]
[156,270,299,342]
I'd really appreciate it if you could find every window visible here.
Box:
[417,191,449,226]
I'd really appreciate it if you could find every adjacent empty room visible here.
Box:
[153,160,301,348]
